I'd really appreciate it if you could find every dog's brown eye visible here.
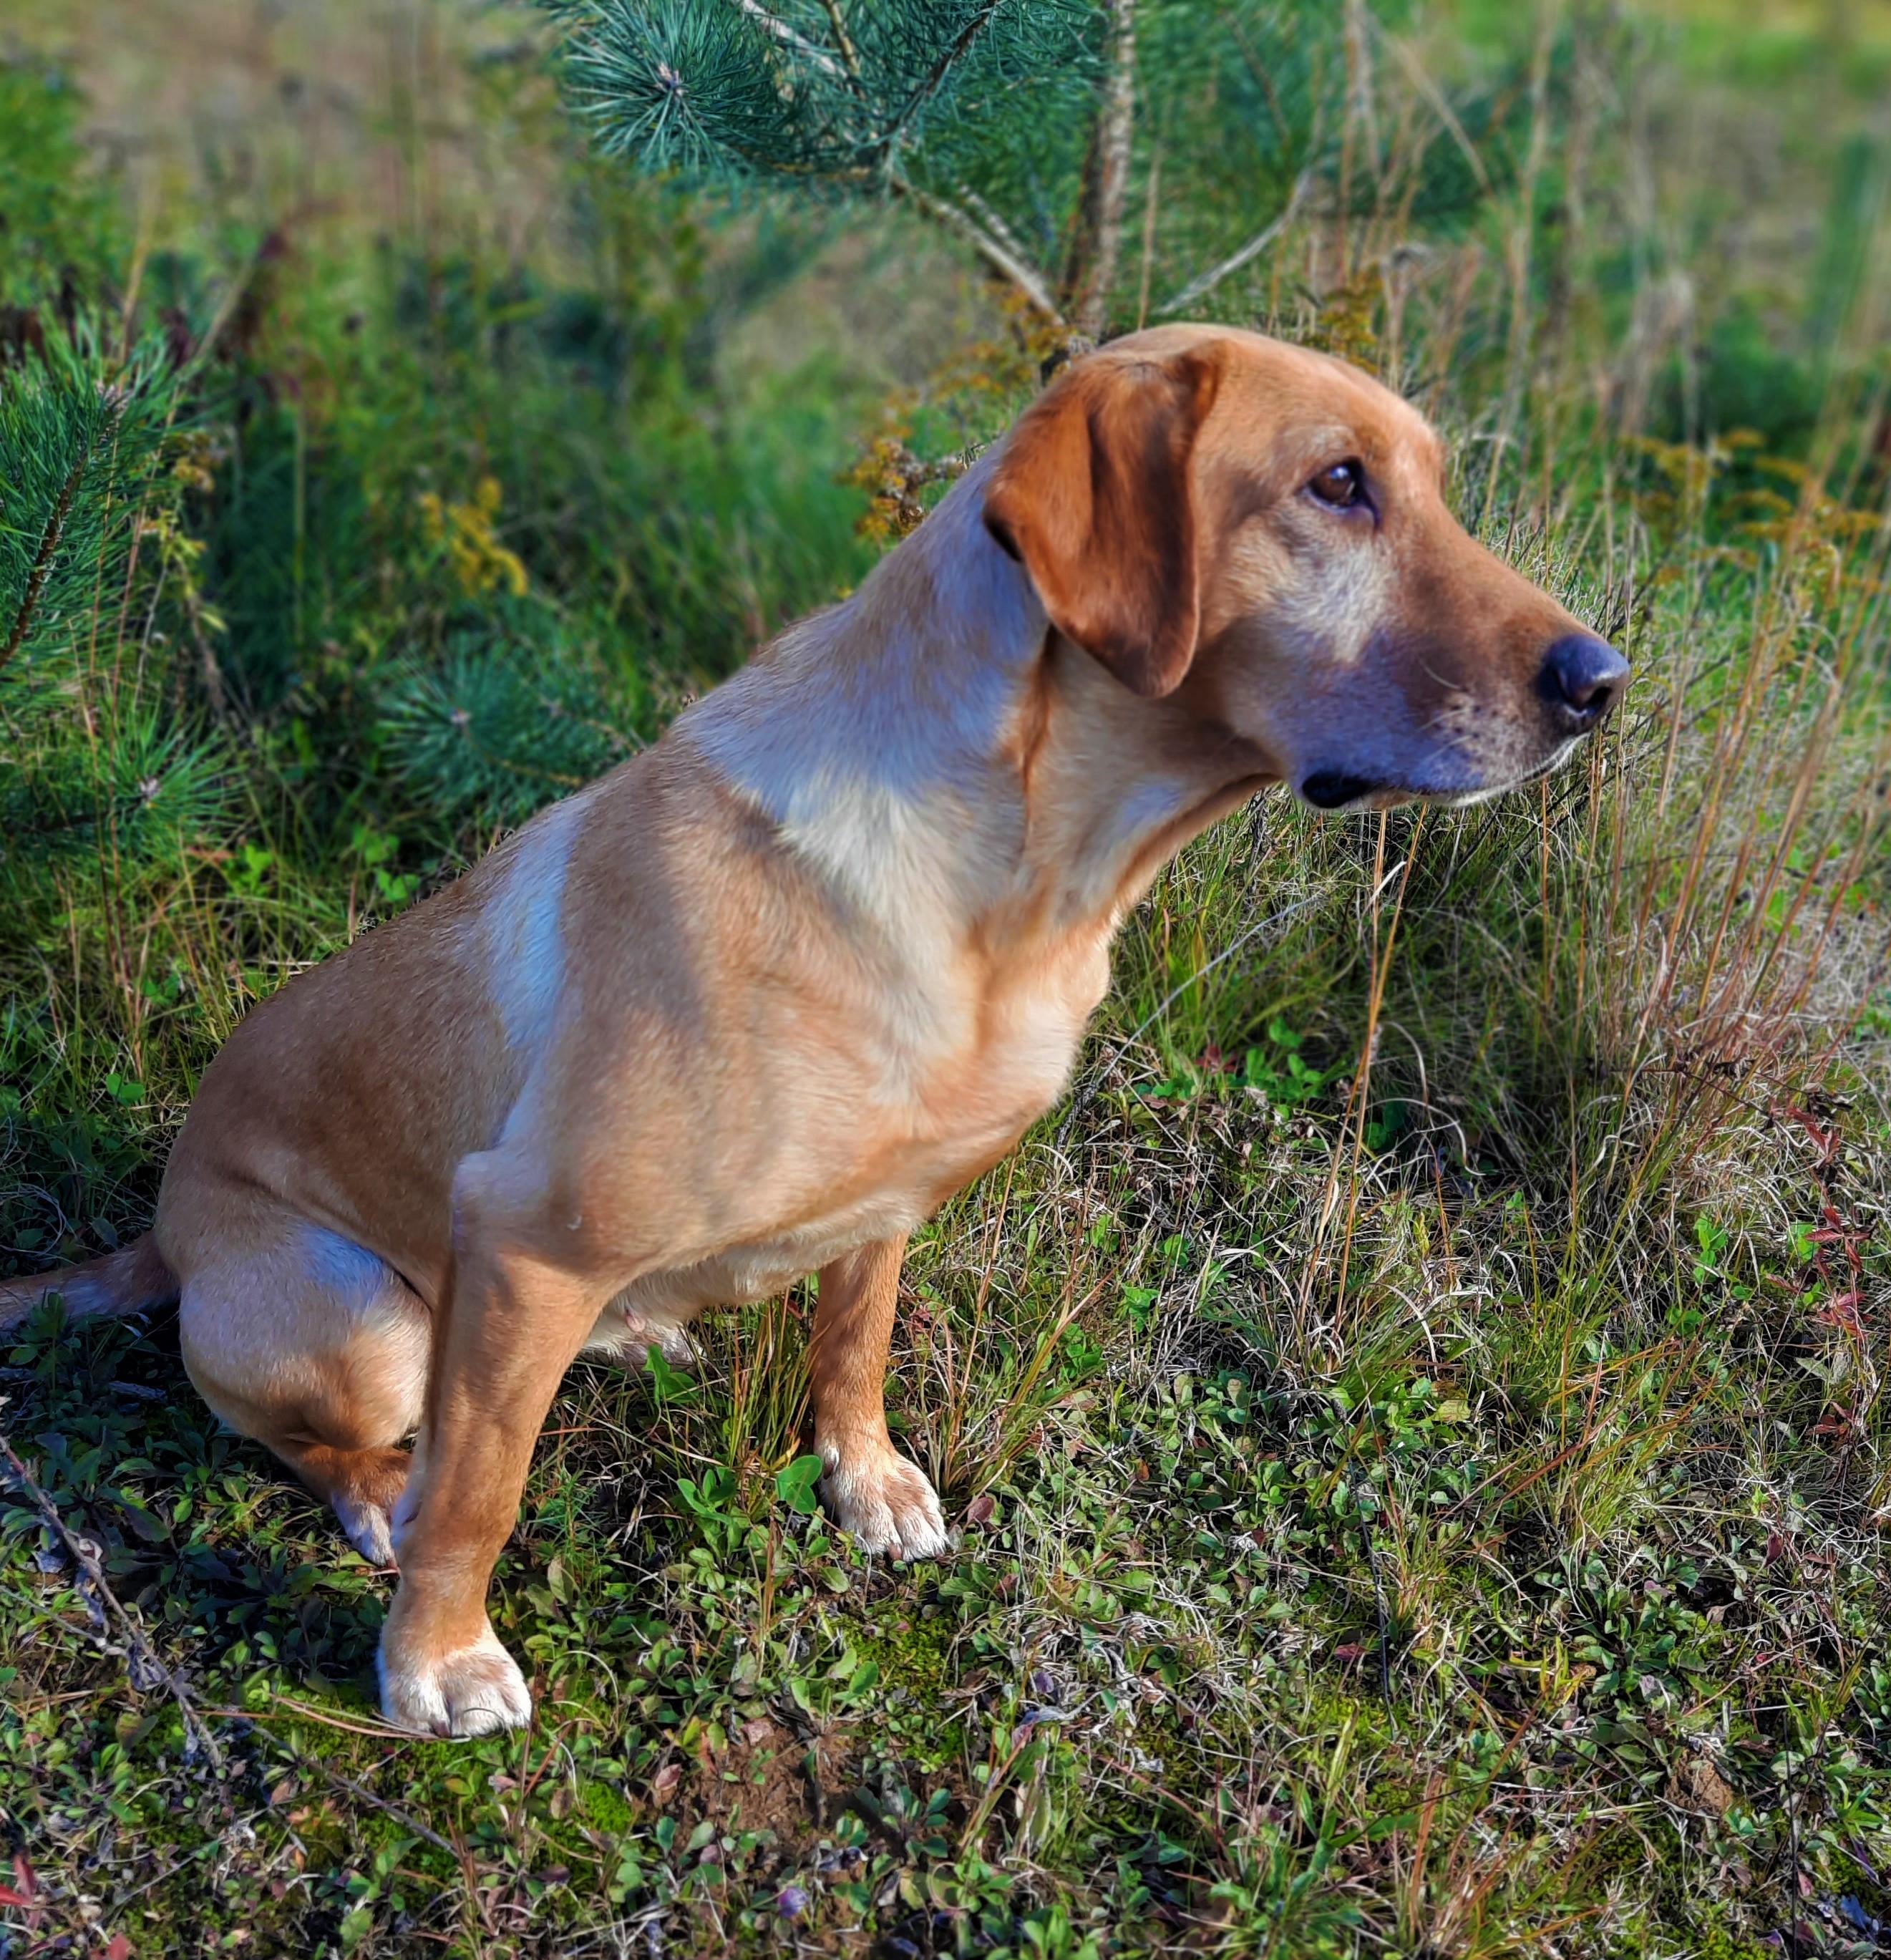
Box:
[1308,460,1364,508]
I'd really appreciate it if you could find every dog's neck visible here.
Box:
[679,452,1269,967]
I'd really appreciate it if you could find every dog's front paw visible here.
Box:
[822,1444,949,1562]
[378,1619,533,1737]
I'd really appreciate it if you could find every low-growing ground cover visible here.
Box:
[1,1,1888,1954]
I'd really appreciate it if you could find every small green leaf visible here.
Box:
[644,1344,696,1405]
[775,1453,826,1515]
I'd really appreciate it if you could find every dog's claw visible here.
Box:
[822,1447,949,1562]
[377,1622,533,1737]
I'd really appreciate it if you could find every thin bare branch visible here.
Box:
[1159,169,1314,316]
[958,183,1043,275]
[729,0,848,79]
[892,176,1065,325]
[817,0,864,83]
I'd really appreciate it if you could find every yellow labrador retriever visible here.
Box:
[0,327,1626,1735]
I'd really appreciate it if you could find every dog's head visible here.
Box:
[983,325,1626,809]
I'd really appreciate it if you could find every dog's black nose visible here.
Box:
[1538,634,1629,731]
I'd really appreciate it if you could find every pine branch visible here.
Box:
[544,0,1111,313]
[0,388,121,677]
[875,0,1004,174]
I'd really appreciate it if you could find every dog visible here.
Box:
[0,326,1626,1736]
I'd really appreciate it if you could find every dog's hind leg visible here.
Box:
[172,1205,432,1566]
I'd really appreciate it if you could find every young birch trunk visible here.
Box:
[1061,0,1138,341]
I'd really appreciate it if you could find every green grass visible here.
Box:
[2,2,1890,1955]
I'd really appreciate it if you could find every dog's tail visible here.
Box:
[0,1231,178,1336]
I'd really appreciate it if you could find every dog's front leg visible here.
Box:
[378,1203,603,1737]
[811,1236,948,1562]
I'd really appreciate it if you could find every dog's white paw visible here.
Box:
[378,1621,533,1737]
[333,1495,397,1568]
[822,1445,949,1562]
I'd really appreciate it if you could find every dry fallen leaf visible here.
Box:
[1668,1752,1737,1817]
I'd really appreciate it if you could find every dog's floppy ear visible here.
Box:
[983,347,1222,699]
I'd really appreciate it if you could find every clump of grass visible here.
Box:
[1,6,1890,1957]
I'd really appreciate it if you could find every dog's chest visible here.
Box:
[956,944,1107,1131]
[585,938,1107,1352]
[595,1195,925,1354]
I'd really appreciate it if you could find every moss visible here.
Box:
[852,1611,968,1767]
[1694,1913,1780,1960]
[581,1778,636,1834]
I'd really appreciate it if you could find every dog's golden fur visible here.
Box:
[0,328,1620,1735]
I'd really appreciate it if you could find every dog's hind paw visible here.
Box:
[316,1443,410,1570]
[822,1445,950,1563]
[334,1494,397,1568]
[378,1621,533,1737]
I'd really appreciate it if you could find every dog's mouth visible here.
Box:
[1297,739,1585,813]
[1297,768,1462,811]
[1298,770,1381,810]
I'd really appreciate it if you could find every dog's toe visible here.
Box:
[823,1447,949,1563]
[378,1622,533,1737]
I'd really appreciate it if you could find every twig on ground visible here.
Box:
[0,1404,225,1772]
[203,1696,417,1742]
[232,1722,459,1859]
[1358,1488,1397,1722]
